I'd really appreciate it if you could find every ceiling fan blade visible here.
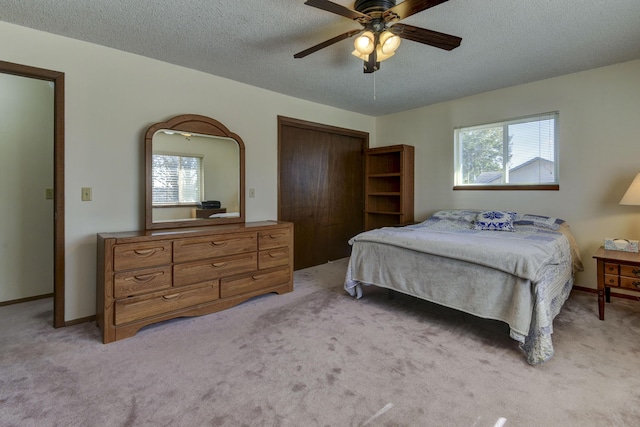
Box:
[294,29,362,58]
[384,0,451,22]
[304,0,371,22]
[389,23,461,51]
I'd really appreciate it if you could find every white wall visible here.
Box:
[0,21,375,321]
[0,73,54,301]
[375,59,640,290]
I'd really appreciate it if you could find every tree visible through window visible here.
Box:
[454,112,558,188]
[152,154,203,204]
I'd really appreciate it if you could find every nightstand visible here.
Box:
[593,247,640,320]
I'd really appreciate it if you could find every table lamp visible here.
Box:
[620,173,640,206]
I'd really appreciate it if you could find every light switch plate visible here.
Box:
[81,187,92,201]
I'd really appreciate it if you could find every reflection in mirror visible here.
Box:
[145,114,245,230]
[151,131,240,222]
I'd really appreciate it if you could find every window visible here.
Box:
[454,112,559,189]
[152,153,203,205]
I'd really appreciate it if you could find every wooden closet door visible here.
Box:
[278,117,367,270]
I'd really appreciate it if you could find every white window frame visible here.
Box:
[453,112,559,190]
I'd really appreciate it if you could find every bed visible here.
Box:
[344,210,583,365]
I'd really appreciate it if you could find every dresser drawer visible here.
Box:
[113,242,172,271]
[114,266,172,298]
[258,228,291,250]
[114,281,219,325]
[221,267,290,298]
[173,253,257,287]
[259,247,290,270]
[173,233,257,262]
[620,265,640,279]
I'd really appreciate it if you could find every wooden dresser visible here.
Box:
[97,221,293,343]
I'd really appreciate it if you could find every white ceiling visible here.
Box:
[1,0,640,116]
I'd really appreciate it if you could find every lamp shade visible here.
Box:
[620,173,640,206]
[375,44,395,62]
[354,31,375,55]
[379,30,401,54]
[351,49,368,61]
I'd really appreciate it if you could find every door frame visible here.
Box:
[0,60,65,327]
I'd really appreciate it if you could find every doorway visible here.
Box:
[0,60,65,327]
[278,116,367,270]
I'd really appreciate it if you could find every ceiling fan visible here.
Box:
[294,0,462,73]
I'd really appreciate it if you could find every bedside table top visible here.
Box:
[593,246,640,264]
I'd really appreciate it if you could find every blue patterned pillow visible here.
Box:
[475,211,517,231]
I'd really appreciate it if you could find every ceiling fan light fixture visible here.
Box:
[351,50,369,61]
[295,0,461,74]
[354,31,375,55]
[375,44,395,62]
[379,30,401,54]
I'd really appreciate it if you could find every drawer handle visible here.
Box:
[211,262,228,268]
[210,241,228,247]
[126,272,163,283]
[268,251,285,258]
[162,293,182,301]
[133,249,159,257]
[633,281,640,289]
[267,234,284,239]
[632,269,640,277]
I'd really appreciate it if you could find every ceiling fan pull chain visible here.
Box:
[373,72,377,100]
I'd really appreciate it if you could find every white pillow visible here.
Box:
[431,209,479,223]
[515,214,563,230]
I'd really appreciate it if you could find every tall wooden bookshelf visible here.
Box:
[364,144,414,230]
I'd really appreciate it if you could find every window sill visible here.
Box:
[453,184,559,191]
[152,203,199,208]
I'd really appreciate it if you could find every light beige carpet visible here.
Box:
[1,258,639,426]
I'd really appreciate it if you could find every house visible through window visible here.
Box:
[454,112,559,189]
[152,153,203,204]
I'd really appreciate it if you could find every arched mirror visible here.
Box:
[145,114,245,230]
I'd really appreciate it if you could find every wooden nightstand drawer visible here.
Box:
[604,274,619,287]
[114,266,172,298]
[173,233,257,262]
[620,265,640,279]
[604,263,619,275]
[113,242,172,271]
[173,253,257,287]
[620,276,640,291]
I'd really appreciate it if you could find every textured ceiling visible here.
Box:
[1,0,640,116]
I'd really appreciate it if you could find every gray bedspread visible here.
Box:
[344,216,581,365]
